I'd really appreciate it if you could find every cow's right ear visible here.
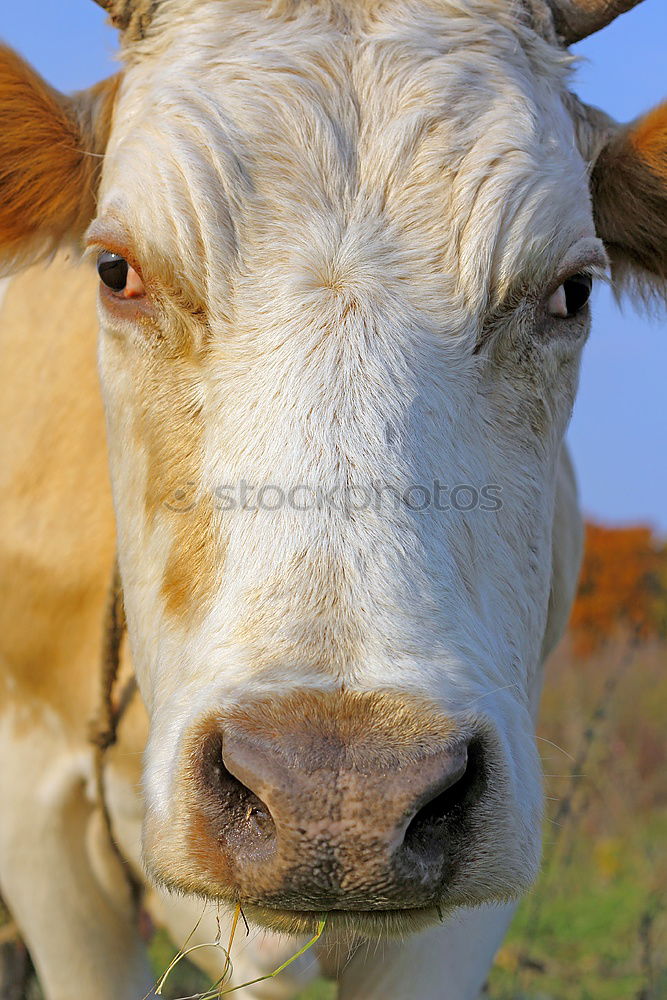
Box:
[0,45,119,274]
[591,102,667,305]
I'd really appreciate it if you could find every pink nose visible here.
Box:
[185,692,486,912]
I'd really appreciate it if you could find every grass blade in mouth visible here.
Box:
[152,906,327,999]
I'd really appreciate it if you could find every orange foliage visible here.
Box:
[570,522,667,656]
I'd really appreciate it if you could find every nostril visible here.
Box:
[403,740,486,854]
[244,802,273,837]
[199,735,276,851]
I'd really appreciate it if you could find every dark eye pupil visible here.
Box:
[97,251,129,292]
[563,274,592,316]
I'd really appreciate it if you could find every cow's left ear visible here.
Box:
[591,102,667,302]
[0,45,120,275]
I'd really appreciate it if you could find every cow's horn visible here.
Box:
[548,1,645,44]
[91,0,158,40]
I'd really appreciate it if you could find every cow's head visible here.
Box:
[2,0,665,937]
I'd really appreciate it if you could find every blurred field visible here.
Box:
[2,524,666,998]
[488,636,667,1000]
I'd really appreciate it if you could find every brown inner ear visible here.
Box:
[591,102,667,284]
[0,45,119,269]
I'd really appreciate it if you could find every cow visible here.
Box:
[0,0,665,997]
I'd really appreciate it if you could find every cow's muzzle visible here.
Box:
[156,691,499,925]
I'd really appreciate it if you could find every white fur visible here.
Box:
[92,0,597,993]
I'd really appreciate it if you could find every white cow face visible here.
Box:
[88,0,601,934]
[4,0,664,941]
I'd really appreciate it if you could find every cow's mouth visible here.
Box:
[238,903,445,939]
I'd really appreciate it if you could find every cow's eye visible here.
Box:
[97,251,128,290]
[547,274,593,318]
[97,251,145,298]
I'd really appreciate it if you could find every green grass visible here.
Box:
[488,822,667,999]
[147,926,336,999]
[295,981,336,1000]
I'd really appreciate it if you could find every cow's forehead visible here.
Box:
[100,0,592,322]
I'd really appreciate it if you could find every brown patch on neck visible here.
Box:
[0,255,117,732]
[0,45,119,267]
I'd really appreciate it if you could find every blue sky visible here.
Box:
[2,1,665,530]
